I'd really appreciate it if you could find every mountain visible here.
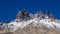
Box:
[0,9,60,34]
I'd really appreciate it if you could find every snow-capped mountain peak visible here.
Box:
[0,9,60,32]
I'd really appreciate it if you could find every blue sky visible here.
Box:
[0,0,60,22]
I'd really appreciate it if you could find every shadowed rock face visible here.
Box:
[16,9,30,20]
[16,9,55,21]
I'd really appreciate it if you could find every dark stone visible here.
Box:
[16,9,30,20]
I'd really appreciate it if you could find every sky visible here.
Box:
[0,0,60,22]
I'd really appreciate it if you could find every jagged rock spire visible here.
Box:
[46,10,50,16]
[45,10,55,20]
[45,10,50,19]
[46,10,55,19]
[16,9,55,21]
[29,13,34,19]
[34,11,44,19]
[16,9,30,20]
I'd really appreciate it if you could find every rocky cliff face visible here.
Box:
[0,9,60,34]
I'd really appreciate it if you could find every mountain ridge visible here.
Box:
[0,9,60,34]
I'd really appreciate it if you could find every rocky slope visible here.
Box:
[0,9,60,34]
